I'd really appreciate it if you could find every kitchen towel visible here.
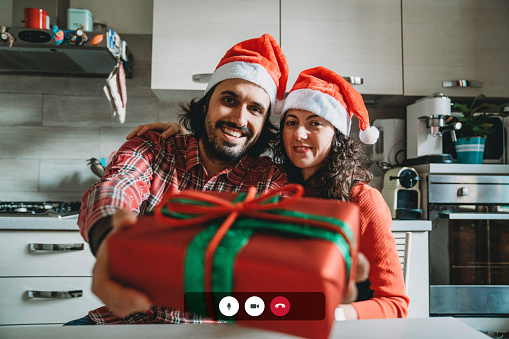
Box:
[103,61,127,123]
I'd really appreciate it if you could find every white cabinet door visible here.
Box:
[151,0,280,99]
[0,277,102,325]
[0,231,95,277]
[281,0,403,95]
[403,0,509,97]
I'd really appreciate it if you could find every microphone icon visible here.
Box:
[219,296,238,316]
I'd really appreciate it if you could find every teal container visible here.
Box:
[455,137,486,164]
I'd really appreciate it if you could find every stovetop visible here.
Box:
[0,201,81,217]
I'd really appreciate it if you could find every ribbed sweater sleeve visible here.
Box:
[349,183,409,319]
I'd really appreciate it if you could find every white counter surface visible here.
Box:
[413,163,509,175]
[0,215,79,230]
[0,216,431,232]
[391,220,431,232]
[0,317,489,339]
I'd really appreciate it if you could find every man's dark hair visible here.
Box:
[178,84,278,157]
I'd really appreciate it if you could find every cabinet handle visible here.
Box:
[439,213,509,220]
[29,243,84,252]
[27,290,83,299]
[192,73,213,83]
[442,80,482,88]
[342,76,363,85]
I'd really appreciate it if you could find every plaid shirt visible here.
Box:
[78,132,287,324]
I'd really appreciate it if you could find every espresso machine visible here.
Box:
[381,167,422,220]
[404,93,462,166]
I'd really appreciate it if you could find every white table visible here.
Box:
[0,317,490,339]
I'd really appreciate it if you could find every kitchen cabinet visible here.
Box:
[151,1,509,99]
[281,0,403,95]
[151,0,280,101]
[151,0,402,99]
[392,220,431,318]
[0,227,102,326]
[402,0,509,97]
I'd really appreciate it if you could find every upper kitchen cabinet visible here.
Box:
[281,0,403,95]
[403,0,509,97]
[151,0,279,101]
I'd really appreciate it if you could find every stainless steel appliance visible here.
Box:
[414,164,509,321]
[0,27,133,78]
[405,94,462,166]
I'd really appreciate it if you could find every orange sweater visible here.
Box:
[348,183,409,319]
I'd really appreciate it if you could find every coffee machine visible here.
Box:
[381,167,422,220]
[404,93,462,166]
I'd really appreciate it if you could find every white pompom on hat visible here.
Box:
[280,67,379,144]
[205,34,289,115]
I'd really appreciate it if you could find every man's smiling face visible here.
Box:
[202,78,270,164]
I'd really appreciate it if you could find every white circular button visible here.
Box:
[244,296,265,317]
[218,296,239,317]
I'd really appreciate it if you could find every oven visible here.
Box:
[425,174,509,316]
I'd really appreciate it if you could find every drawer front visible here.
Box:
[0,277,103,325]
[0,231,95,277]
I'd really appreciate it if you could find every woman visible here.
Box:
[127,67,409,320]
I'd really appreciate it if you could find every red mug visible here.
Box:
[23,8,50,30]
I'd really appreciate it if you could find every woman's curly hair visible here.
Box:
[273,114,372,201]
[178,84,278,158]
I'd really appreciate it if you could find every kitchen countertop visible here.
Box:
[413,163,509,175]
[0,215,431,232]
[0,215,79,230]
[391,220,431,232]
[0,317,490,339]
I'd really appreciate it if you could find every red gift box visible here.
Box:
[108,184,359,339]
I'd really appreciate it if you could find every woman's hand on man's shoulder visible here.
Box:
[126,122,188,140]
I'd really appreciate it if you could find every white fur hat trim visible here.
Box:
[359,125,380,144]
[205,61,277,113]
[281,88,352,136]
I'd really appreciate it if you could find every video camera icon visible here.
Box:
[244,296,264,316]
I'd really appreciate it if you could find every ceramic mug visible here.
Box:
[23,8,50,30]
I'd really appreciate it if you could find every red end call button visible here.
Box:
[270,296,290,316]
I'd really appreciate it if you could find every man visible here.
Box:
[75,34,290,324]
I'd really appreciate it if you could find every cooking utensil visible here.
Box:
[87,158,105,178]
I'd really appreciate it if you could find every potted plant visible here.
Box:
[452,94,504,164]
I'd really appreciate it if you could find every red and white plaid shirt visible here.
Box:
[78,132,287,324]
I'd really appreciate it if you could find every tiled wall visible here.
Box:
[0,34,194,202]
[0,34,405,201]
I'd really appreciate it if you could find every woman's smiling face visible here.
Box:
[283,109,336,180]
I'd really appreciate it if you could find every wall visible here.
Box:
[0,0,153,34]
[69,0,153,34]
[0,0,405,201]
[0,34,196,202]
[0,29,402,202]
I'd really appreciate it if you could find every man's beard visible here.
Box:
[202,120,254,165]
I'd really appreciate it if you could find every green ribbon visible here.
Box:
[163,193,354,320]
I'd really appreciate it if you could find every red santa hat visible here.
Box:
[205,34,288,115]
[281,67,379,144]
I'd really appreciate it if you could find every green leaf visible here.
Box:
[453,103,469,113]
